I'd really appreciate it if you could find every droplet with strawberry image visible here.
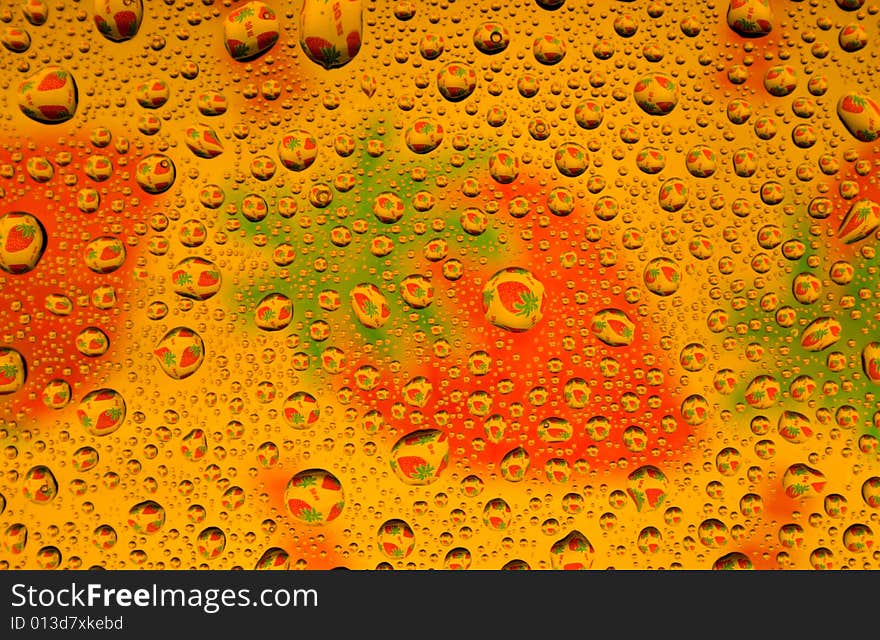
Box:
[17,66,78,124]
[224,1,280,61]
[482,267,545,333]
[83,236,126,274]
[93,0,144,42]
[77,388,126,437]
[350,282,392,328]
[3,523,28,555]
[726,0,772,38]
[284,469,345,525]
[135,153,176,194]
[633,73,679,116]
[377,519,416,559]
[299,0,363,69]
[390,429,449,485]
[197,526,227,560]
[278,130,318,170]
[837,93,880,142]
[184,124,224,159]
[171,256,222,300]
[41,378,71,409]
[153,327,205,380]
[254,293,293,331]
[837,198,880,244]
[75,326,111,357]
[550,530,595,569]
[0,211,46,274]
[255,547,289,570]
[127,500,166,534]
[0,347,27,395]
[626,465,668,512]
[22,465,58,504]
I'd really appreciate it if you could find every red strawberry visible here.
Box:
[286,498,312,518]
[382,542,400,556]
[495,281,539,316]
[95,407,123,432]
[94,15,112,35]
[226,38,244,53]
[346,30,361,58]
[256,31,278,51]
[113,11,139,38]
[606,318,632,338]
[88,338,105,351]
[303,36,340,66]
[326,501,343,521]
[179,345,202,368]
[100,245,121,261]
[154,346,175,367]
[395,456,433,480]
[352,292,376,316]
[321,475,341,491]
[0,364,18,385]
[644,488,665,507]
[197,270,220,287]
[37,71,66,91]
[35,104,69,120]
[5,223,36,252]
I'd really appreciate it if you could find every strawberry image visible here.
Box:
[0,364,18,385]
[287,498,321,523]
[303,36,340,67]
[88,337,106,352]
[100,244,122,261]
[346,30,361,57]
[179,345,202,369]
[94,407,123,433]
[605,318,632,340]
[172,270,191,286]
[197,270,220,287]
[352,291,378,317]
[154,346,175,367]
[326,501,344,521]
[840,94,866,114]
[5,223,36,252]
[113,11,139,38]
[644,488,665,508]
[494,281,539,316]
[37,71,66,91]
[256,30,278,51]
[394,456,435,481]
[225,38,249,59]
[94,15,112,36]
